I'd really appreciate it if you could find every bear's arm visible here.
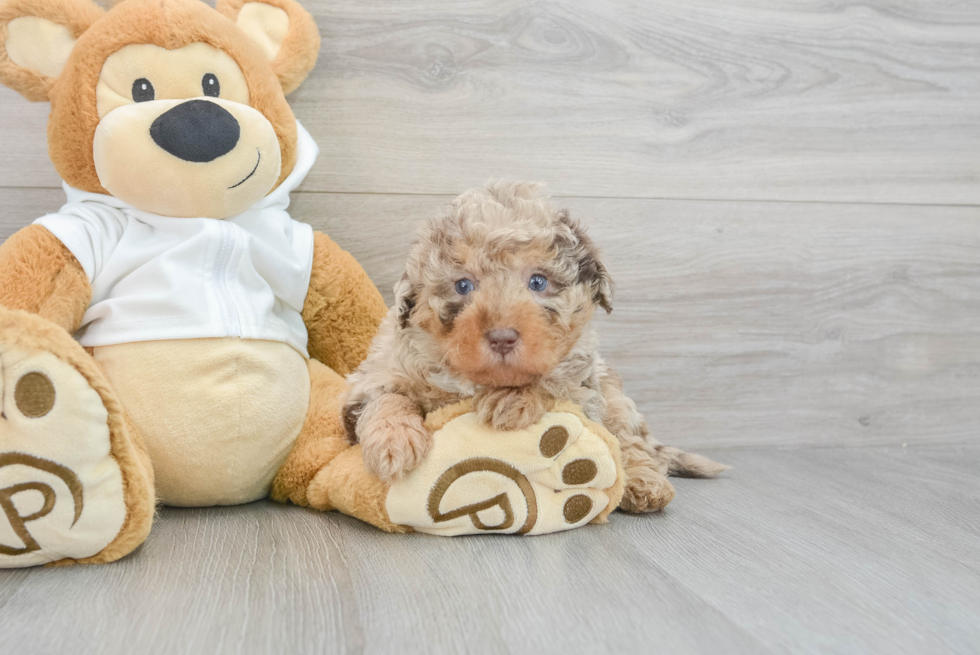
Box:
[0,225,91,333]
[302,231,387,376]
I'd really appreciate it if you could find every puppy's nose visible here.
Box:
[150,99,240,163]
[486,328,520,355]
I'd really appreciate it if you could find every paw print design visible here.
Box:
[0,308,149,568]
[384,405,624,536]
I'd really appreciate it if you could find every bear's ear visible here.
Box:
[216,0,320,95]
[0,0,103,101]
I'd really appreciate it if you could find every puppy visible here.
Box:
[343,182,727,512]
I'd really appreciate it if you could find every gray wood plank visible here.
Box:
[0,500,768,655]
[300,193,980,451]
[627,445,980,654]
[3,188,979,450]
[0,88,52,189]
[2,0,979,203]
[0,445,977,655]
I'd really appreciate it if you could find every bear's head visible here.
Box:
[0,0,319,218]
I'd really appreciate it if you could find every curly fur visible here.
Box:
[344,181,728,510]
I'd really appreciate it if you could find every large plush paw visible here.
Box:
[383,403,625,536]
[359,408,433,482]
[0,309,152,567]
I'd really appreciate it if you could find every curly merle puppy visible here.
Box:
[344,182,727,512]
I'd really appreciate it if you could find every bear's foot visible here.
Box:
[383,401,626,536]
[0,308,153,567]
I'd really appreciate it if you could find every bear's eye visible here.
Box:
[202,73,220,98]
[131,78,155,103]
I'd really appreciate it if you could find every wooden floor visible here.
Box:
[1,0,979,653]
[1,445,978,654]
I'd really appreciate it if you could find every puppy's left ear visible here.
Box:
[217,0,320,94]
[558,209,614,313]
[393,273,419,329]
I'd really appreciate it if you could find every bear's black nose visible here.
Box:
[150,99,240,163]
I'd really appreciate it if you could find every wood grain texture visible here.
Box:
[4,188,978,450]
[2,1,978,651]
[295,193,980,451]
[0,445,977,655]
[1,0,978,203]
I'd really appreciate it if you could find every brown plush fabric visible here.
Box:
[272,358,405,533]
[215,0,319,95]
[46,0,298,195]
[0,225,92,334]
[302,231,388,377]
[273,232,394,527]
[306,445,408,533]
[0,0,104,102]
[0,307,155,566]
[270,358,350,506]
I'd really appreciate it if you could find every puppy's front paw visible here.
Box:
[359,411,433,482]
[474,386,551,431]
[620,467,675,513]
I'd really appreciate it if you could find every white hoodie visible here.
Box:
[35,121,318,358]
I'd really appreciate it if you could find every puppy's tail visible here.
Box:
[654,445,730,478]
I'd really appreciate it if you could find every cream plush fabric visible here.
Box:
[385,402,625,536]
[94,338,310,507]
[34,121,318,358]
[0,345,127,567]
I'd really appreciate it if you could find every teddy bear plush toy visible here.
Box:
[0,0,627,567]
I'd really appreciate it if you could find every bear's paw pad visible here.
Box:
[0,339,127,567]
[385,410,620,536]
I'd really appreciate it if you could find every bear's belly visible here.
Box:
[93,339,311,506]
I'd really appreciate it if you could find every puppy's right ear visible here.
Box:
[393,273,418,329]
[0,0,103,102]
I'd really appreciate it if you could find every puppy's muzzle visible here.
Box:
[486,328,520,355]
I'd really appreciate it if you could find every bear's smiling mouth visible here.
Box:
[228,149,261,189]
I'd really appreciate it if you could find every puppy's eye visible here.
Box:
[528,274,549,292]
[132,78,155,102]
[455,279,475,295]
[202,73,220,97]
